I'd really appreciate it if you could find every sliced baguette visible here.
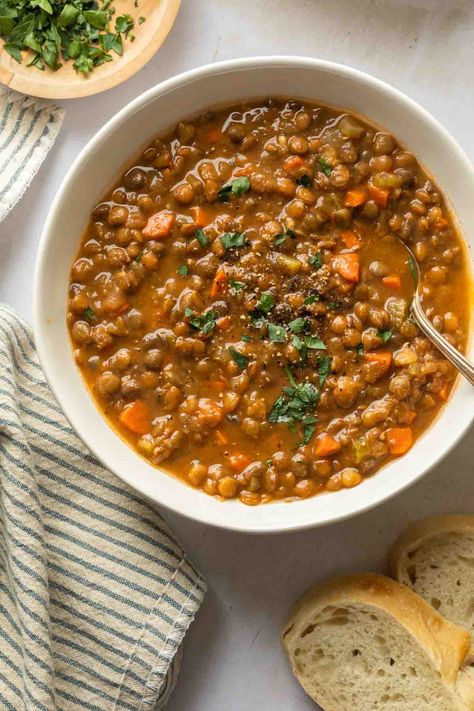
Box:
[390,515,474,637]
[282,573,473,711]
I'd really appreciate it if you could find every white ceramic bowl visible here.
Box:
[34,57,474,533]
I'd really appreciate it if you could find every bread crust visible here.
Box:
[389,514,474,581]
[282,573,471,696]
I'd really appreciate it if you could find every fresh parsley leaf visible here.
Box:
[288,318,306,334]
[285,366,298,388]
[304,293,320,305]
[218,176,250,202]
[258,292,275,313]
[229,280,246,294]
[177,264,189,276]
[302,415,317,444]
[195,228,207,248]
[297,174,312,187]
[326,301,338,310]
[308,253,322,270]
[138,16,146,24]
[184,308,218,334]
[292,335,307,363]
[84,10,109,29]
[304,335,326,350]
[134,251,143,262]
[274,229,296,247]
[317,356,332,386]
[228,346,249,370]
[201,310,218,335]
[356,343,364,355]
[318,157,332,176]
[267,323,287,343]
[220,232,245,250]
[83,306,95,321]
[115,14,134,34]
[242,334,252,342]
[378,329,393,343]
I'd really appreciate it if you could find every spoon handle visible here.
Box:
[411,295,474,387]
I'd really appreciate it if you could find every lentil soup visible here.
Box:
[67,99,470,505]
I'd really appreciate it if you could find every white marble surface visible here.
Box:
[1,0,473,708]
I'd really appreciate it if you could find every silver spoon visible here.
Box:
[403,245,474,387]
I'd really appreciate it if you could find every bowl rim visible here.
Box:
[33,55,474,533]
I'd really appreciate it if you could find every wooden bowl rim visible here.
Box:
[0,0,181,100]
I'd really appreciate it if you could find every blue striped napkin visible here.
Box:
[0,88,64,222]
[0,305,206,709]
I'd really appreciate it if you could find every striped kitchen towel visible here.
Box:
[0,88,64,222]
[0,305,206,710]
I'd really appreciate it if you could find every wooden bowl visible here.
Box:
[0,0,181,99]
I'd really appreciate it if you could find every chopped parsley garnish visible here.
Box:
[378,329,393,343]
[218,176,250,202]
[274,228,296,247]
[308,253,322,270]
[83,306,95,321]
[318,157,333,177]
[134,251,143,262]
[304,293,320,305]
[228,346,249,370]
[356,343,364,355]
[184,308,218,334]
[177,264,189,276]
[220,232,245,250]
[0,2,137,74]
[267,322,287,343]
[229,280,246,294]
[297,174,312,187]
[138,16,146,24]
[408,255,418,284]
[317,356,332,386]
[258,292,275,313]
[195,228,207,247]
[302,415,317,444]
[304,335,326,350]
[242,335,252,342]
[268,369,320,438]
[288,317,306,334]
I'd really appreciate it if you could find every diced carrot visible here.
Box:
[340,230,360,250]
[363,351,392,375]
[405,410,417,424]
[205,128,223,144]
[208,379,227,392]
[332,252,360,283]
[119,401,151,435]
[283,155,305,172]
[215,429,228,445]
[314,434,341,457]
[386,427,413,455]
[229,452,252,472]
[368,184,389,208]
[142,210,175,238]
[344,186,367,207]
[216,315,231,330]
[382,275,402,290]
[439,383,449,401]
[210,267,227,298]
[191,206,210,227]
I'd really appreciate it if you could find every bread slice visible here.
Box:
[390,515,474,637]
[282,573,473,711]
